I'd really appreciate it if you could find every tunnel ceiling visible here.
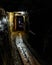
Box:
[0,0,40,11]
[0,0,48,10]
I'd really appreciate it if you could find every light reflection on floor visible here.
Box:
[15,32,37,65]
[11,32,40,65]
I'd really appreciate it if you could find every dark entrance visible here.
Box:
[13,16,24,31]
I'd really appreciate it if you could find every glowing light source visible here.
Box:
[15,11,28,16]
[21,11,25,14]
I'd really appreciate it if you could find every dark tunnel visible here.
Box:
[0,0,52,65]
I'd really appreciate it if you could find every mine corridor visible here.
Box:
[0,1,51,65]
[0,9,40,65]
